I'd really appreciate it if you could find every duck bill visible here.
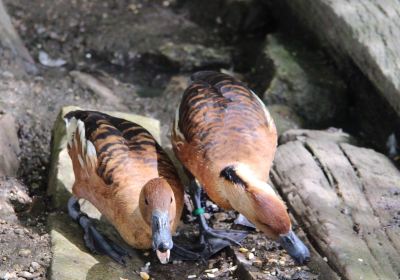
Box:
[278,230,310,265]
[152,210,173,264]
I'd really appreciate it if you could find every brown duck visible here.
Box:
[172,71,310,264]
[64,110,184,264]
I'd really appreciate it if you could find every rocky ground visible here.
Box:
[0,0,398,279]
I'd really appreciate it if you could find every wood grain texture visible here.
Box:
[271,129,400,280]
[279,0,400,115]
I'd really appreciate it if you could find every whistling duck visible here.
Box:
[64,110,185,264]
[172,71,310,264]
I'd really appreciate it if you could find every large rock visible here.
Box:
[256,34,348,128]
[0,178,31,222]
[0,113,20,177]
[271,129,400,279]
[47,107,161,280]
[271,0,400,118]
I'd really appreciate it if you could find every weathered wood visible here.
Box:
[341,144,400,254]
[279,128,355,145]
[271,129,400,280]
[275,0,400,116]
[0,0,37,75]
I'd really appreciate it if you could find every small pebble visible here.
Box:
[228,265,237,271]
[247,252,255,260]
[239,247,248,253]
[206,273,215,278]
[140,271,150,280]
[14,228,24,235]
[19,249,32,257]
[18,271,34,278]
[162,1,170,7]
[358,258,363,262]
[252,260,263,268]
[204,268,218,273]
[268,258,278,264]
[31,261,40,271]
[323,257,328,262]
[187,275,197,279]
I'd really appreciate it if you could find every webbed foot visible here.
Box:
[68,196,130,265]
[171,229,247,262]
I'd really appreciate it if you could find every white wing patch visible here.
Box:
[173,106,186,141]
[64,116,97,168]
[250,90,275,129]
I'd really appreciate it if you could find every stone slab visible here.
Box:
[48,214,144,280]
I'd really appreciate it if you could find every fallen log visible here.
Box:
[271,129,400,279]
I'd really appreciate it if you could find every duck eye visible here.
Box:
[145,198,149,205]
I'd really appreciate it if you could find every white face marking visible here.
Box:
[234,163,276,196]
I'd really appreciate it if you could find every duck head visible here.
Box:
[140,178,176,264]
[220,164,310,265]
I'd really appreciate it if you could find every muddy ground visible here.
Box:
[0,0,347,279]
